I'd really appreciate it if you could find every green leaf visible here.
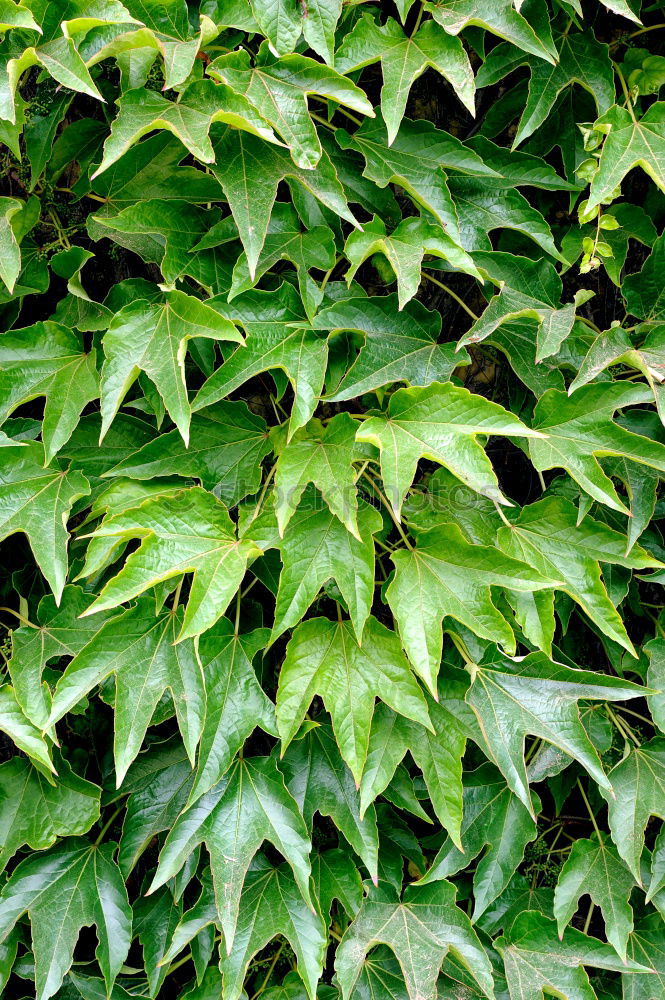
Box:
[208,43,372,169]
[554,833,636,960]
[623,231,665,322]
[7,585,115,729]
[335,14,474,143]
[356,381,544,515]
[499,497,663,656]
[0,754,100,872]
[104,401,271,506]
[601,738,665,880]
[0,196,23,292]
[360,690,468,849]
[277,616,431,784]
[0,321,98,462]
[0,838,132,1000]
[148,755,313,951]
[625,915,665,1000]
[0,441,89,602]
[386,523,557,693]
[280,724,379,880]
[271,495,382,643]
[335,114,499,237]
[529,382,665,514]
[220,860,327,1000]
[0,684,55,775]
[478,31,614,147]
[344,215,480,309]
[418,764,538,920]
[273,413,359,537]
[93,79,281,178]
[425,0,557,64]
[188,619,275,805]
[48,599,206,784]
[210,127,360,279]
[335,881,494,1000]
[249,0,302,56]
[645,638,665,735]
[193,284,327,436]
[465,648,645,815]
[587,104,665,212]
[458,285,576,363]
[495,910,649,1000]
[78,487,262,641]
[312,294,470,402]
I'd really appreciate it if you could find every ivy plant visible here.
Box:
[0,1,664,999]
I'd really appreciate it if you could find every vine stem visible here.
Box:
[612,60,638,124]
[250,942,285,999]
[245,465,276,527]
[361,470,414,551]
[421,270,480,320]
[94,802,125,846]
[0,606,37,628]
[576,779,603,841]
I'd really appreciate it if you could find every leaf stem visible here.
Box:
[612,60,638,123]
[421,270,479,320]
[576,778,602,841]
[94,802,125,846]
[250,942,285,999]
[0,606,37,628]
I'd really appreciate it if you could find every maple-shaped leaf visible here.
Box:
[210,127,360,279]
[99,289,242,445]
[336,113,498,237]
[0,321,98,462]
[344,216,480,309]
[273,413,359,537]
[386,523,557,694]
[360,688,469,849]
[78,487,262,641]
[458,285,576,363]
[554,832,636,960]
[48,599,206,785]
[495,910,649,1000]
[203,202,336,319]
[335,14,474,143]
[93,79,281,178]
[193,284,327,436]
[8,585,116,729]
[498,497,663,655]
[465,647,645,815]
[188,619,276,806]
[312,294,470,402]
[0,685,54,775]
[0,1,40,32]
[587,103,665,211]
[94,0,216,90]
[280,724,380,880]
[568,326,665,397]
[0,441,89,602]
[601,738,665,880]
[271,494,381,642]
[277,616,431,785]
[148,755,313,951]
[477,30,614,147]
[219,860,327,1000]
[0,197,25,292]
[0,838,132,1000]
[335,880,494,1000]
[623,231,665,323]
[425,0,556,63]
[208,43,373,169]
[104,401,271,506]
[419,764,538,920]
[356,381,544,515]
[528,382,665,513]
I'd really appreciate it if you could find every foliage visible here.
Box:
[0,2,664,999]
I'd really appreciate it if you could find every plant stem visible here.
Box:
[576,779,602,841]
[421,270,480,320]
[361,470,414,551]
[613,60,638,123]
[94,802,125,846]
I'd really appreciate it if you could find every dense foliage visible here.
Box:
[0,1,664,998]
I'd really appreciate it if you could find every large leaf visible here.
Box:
[601,738,665,880]
[587,103,665,211]
[335,881,494,1000]
[425,0,556,63]
[148,755,313,951]
[0,838,131,1000]
[78,487,262,640]
[277,615,431,784]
